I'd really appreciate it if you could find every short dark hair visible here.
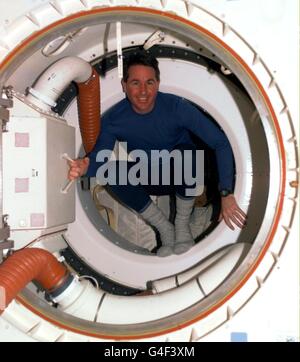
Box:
[123,51,160,82]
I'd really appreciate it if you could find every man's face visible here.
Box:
[122,65,160,114]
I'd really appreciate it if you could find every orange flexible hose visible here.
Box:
[0,248,69,312]
[77,68,101,155]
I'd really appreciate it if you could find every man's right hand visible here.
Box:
[68,157,90,180]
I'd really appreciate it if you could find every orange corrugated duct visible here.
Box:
[77,68,101,155]
[0,248,69,313]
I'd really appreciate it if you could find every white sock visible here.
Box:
[174,196,195,255]
[140,202,175,257]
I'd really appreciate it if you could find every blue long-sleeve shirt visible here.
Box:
[86,92,234,190]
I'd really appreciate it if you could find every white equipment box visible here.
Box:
[2,96,75,230]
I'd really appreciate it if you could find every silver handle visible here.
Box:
[61,153,75,194]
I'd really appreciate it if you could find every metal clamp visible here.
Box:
[143,30,165,50]
[1,86,14,132]
[0,226,10,241]
[0,240,14,251]
[0,215,13,263]
[0,107,9,122]
[0,240,15,264]
[1,86,14,107]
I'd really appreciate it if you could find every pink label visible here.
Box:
[15,133,30,147]
[0,286,5,311]
[15,178,29,193]
[30,213,45,227]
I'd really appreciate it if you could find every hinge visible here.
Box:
[0,86,14,132]
[0,215,13,263]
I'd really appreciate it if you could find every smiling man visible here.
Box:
[121,62,160,114]
[68,50,246,257]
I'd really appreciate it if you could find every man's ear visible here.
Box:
[121,79,126,93]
